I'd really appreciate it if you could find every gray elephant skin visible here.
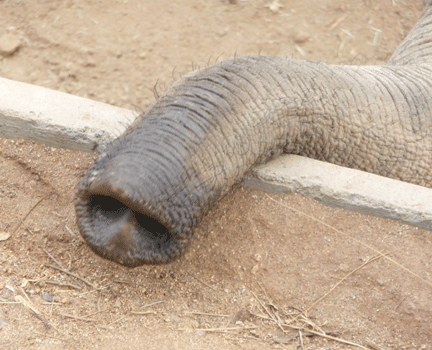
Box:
[75,5,432,267]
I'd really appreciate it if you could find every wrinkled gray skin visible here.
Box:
[75,5,432,267]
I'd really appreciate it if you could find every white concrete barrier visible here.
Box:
[243,155,432,230]
[1,77,432,230]
[0,77,137,152]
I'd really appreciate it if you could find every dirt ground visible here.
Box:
[1,0,431,349]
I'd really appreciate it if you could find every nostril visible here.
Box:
[89,195,129,223]
[134,211,172,245]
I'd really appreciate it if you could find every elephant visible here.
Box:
[75,4,432,267]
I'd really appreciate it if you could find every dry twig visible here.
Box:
[77,283,112,296]
[60,314,97,322]
[299,330,304,349]
[194,325,257,333]
[252,289,367,349]
[42,248,83,288]
[108,315,127,326]
[64,225,76,237]
[16,288,51,329]
[44,281,82,290]
[13,197,45,233]
[251,291,285,332]
[140,300,164,309]
[394,294,409,311]
[82,307,115,319]
[33,330,67,342]
[329,13,348,31]
[185,311,229,317]
[288,254,385,324]
[189,274,218,291]
[130,311,156,315]
[44,263,96,288]
[283,324,367,349]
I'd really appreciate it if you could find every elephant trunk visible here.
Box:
[75,60,267,266]
[75,7,432,267]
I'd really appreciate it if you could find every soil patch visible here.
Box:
[1,1,430,349]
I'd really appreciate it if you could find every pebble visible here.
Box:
[0,33,21,56]
[61,297,72,305]
[293,31,310,44]
[338,263,350,272]
[0,231,11,241]
[42,292,53,302]
[2,286,14,299]
[0,319,9,329]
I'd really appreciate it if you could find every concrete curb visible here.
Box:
[1,77,431,230]
[242,155,432,230]
[0,77,137,152]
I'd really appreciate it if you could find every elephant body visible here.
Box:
[75,5,432,267]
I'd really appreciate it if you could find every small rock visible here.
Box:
[0,231,11,241]
[339,263,350,272]
[273,337,291,344]
[293,31,310,44]
[42,292,53,302]
[195,330,205,336]
[114,299,121,308]
[60,297,72,305]
[0,33,21,56]
[2,286,14,299]
[21,279,29,288]
[83,58,96,67]
[266,0,283,13]
[0,319,9,329]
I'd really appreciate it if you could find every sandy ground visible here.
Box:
[1,0,431,349]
